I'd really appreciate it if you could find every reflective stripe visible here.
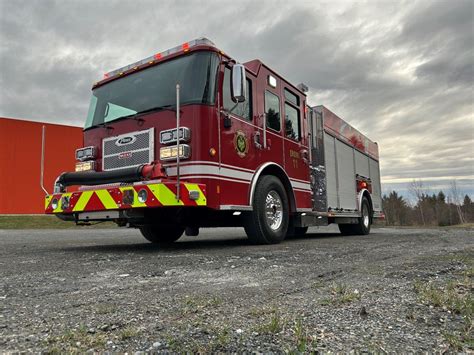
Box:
[73,191,94,212]
[290,180,311,191]
[46,182,206,214]
[167,165,254,182]
[45,195,53,209]
[185,183,206,206]
[96,189,118,209]
[149,184,184,206]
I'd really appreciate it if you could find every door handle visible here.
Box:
[300,149,309,164]
[253,132,262,149]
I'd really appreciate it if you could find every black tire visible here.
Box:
[338,197,371,235]
[244,175,289,244]
[139,224,184,244]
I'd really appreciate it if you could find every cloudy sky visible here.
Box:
[1,0,473,198]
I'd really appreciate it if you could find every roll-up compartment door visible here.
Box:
[354,150,370,178]
[335,140,357,210]
[324,133,338,209]
[369,158,382,211]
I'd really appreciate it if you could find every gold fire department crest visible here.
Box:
[233,130,249,158]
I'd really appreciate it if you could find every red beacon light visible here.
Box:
[357,178,372,193]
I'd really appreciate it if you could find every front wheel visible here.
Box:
[244,175,289,244]
[139,224,184,245]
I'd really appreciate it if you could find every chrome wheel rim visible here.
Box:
[265,190,283,231]
[362,205,370,228]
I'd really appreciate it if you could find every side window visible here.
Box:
[284,103,300,140]
[265,90,280,131]
[284,88,301,141]
[284,88,299,106]
[223,68,252,120]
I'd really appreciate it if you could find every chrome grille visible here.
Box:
[102,128,154,171]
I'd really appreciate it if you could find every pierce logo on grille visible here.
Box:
[118,152,132,159]
[102,128,154,171]
[115,136,136,146]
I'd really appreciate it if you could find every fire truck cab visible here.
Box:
[45,38,383,244]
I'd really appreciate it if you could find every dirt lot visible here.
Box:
[0,225,472,352]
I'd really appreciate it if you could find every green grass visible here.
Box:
[255,311,285,334]
[44,325,107,352]
[320,282,361,306]
[118,326,140,340]
[414,276,473,351]
[0,215,117,229]
[163,326,231,352]
[180,295,223,315]
[293,318,316,352]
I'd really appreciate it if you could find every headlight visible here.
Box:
[51,198,59,210]
[75,146,96,161]
[138,189,148,203]
[75,161,96,172]
[160,144,191,161]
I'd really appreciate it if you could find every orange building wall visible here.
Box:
[0,118,83,214]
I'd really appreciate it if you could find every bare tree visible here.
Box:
[409,179,426,225]
[450,180,465,224]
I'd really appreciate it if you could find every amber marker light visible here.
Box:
[209,147,217,157]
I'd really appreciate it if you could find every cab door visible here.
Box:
[281,87,311,208]
[218,65,257,206]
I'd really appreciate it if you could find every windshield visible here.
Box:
[85,51,219,129]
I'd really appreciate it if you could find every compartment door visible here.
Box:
[309,109,327,212]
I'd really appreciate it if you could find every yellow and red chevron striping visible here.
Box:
[45,181,206,214]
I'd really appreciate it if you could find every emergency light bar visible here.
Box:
[103,38,216,80]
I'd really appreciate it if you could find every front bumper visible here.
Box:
[45,180,206,215]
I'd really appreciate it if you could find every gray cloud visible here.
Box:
[0,0,472,193]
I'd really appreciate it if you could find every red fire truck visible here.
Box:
[45,38,384,244]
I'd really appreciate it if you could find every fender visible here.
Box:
[248,162,296,212]
[357,188,373,214]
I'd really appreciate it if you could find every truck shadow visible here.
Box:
[60,231,363,254]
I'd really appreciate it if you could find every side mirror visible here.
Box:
[231,63,246,103]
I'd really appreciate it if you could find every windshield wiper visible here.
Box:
[94,122,114,130]
[136,104,178,115]
[118,105,178,121]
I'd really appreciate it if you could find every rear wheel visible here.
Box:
[139,224,184,244]
[244,175,289,244]
[338,197,371,235]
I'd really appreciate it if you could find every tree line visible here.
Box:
[382,180,473,226]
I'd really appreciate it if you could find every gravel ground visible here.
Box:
[0,225,473,352]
